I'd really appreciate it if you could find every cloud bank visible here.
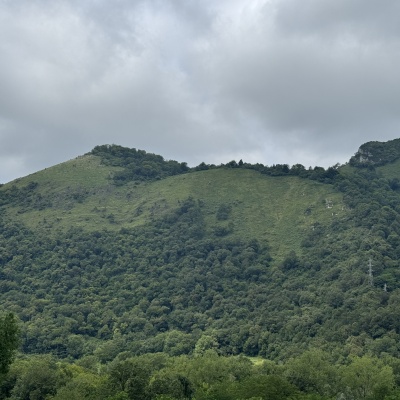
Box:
[1,0,400,182]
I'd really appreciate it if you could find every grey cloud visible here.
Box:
[1,0,400,182]
[194,0,400,163]
[274,0,400,40]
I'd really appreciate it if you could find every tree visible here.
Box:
[108,358,152,400]
[340,356,395,400]
[284,349,339,397]
[194,333,219,357]
[8,355,68,400]
[49,365,108,400]
[149,371,194,399]
[0,313,19,378]
[281,251,301,271]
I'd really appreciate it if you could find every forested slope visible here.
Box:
[1,140,400,365]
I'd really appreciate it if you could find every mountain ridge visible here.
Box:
[1,138,400,362]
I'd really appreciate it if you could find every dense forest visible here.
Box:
[2,138,400,398]
[1,348,400,399]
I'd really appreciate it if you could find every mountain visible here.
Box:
[1,140,400,362]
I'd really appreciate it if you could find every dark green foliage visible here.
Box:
[350,138,400,167]
[91,144,341,187]
[281,251,301,271]
[388,178,400,191]
[0,182,50,210]
[149,372,194,399]
[108,358,152,400]
[229,160,339,183]
[0,345,398,399]
[198,374,297,400]
[0,313,19,378]
[0,181,93,211]
[91,145,189,184]
[6,355,69,400]
[216,204,232,221]
[193,162,212,171]
[0,197,272,358]
[284,350,338,397]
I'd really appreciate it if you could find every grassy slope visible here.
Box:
[2,154,345,261]
[377,158,400,179]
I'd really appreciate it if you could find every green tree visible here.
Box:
[0,313,19,379]
[108,358,152,400]
[340,356,395,400]
[49,365,108,400]
[194,333,219,357]
[149,370,193,399]
[9,355,68,400]
[281,250,301,271]
[284,349,339,397]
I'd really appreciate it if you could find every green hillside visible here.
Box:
[2,139,400,366]
[4,153,343,260]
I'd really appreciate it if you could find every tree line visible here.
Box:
[1,348,399,399]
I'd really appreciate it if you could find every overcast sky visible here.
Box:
[1,0,400,183]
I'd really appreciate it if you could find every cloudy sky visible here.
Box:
[1,0,400,183]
